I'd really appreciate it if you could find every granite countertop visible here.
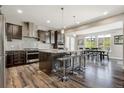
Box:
[39,49,83,53]
[6,49,83,53]
[6,50,25,52]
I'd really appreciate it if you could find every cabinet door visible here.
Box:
[13,51,25,65]
[13,25,22,39]
[6,51,13,67]
[6,23,13,41]
[39,31,46,42]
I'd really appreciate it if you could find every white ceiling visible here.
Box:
[1,5,124,30]
[66,21,123,37]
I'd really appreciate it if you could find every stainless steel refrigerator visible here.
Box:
[0,14,5,87]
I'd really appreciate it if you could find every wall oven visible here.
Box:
[25,48,39,63]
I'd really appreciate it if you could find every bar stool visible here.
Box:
[70,53,77,74]
[75,52,84,73]
[82,52,88,69]
[57,55,71,81]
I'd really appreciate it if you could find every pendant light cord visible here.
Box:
[61,8,64,30]
[73,16,76,24]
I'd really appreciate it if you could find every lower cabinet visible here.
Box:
[6,51,13,67]
[6,51,26,67]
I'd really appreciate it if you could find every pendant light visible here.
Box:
[73,16,76,37]
[61,8,64,34]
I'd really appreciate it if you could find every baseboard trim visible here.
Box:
[110,57,123,61]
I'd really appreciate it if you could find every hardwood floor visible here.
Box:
[6,60,124,88]
[6,63,83,88]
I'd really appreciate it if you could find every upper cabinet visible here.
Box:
[6,23,22,41]
[13,25,22,39]
[37,30,46,42]
[6,23,13,41]
[37,30,51,44]
[22,22,38,38]
[53,31,65,49]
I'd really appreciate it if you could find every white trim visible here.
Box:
[109,57,123,60]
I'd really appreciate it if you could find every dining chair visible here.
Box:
[102,48,110,61]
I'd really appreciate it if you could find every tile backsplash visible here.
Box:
[5,37,52,50]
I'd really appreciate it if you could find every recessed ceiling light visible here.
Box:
[76,21,80,24]
[46,20,50,23]
[64,26,66,28]
[103,11,108,15]
[17,9,23,14]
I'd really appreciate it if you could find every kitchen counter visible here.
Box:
[39,49,83,53]
[39,49,83,74]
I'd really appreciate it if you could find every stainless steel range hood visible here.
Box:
[22,22,38,38]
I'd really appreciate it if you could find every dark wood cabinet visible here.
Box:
[13,25,22,39]
[57,31,64,44]
[53,31,64,49]
[6,51,13,67]
[6,51,26,67]
[13,51,26,65]
[39,52,53,74]
[6,23,13,41]
[37,30,46,42]
[6,23,22,41]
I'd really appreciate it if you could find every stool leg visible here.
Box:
[71,57,75,74]
[83,55,86,68]
[62,60,69,81]
[63,61,66,77]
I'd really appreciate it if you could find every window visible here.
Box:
[98,34,111,49]
[84,36,97,48]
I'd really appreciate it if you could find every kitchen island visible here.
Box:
[39,49,68,74]
[39,49,82,74]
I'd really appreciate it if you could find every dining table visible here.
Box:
[83,49,105,61]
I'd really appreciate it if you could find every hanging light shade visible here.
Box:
[61,29,64,34]
[72,16,77,37]
[61,7,64,34]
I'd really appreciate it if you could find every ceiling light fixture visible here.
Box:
[73,16,76,24]
[73,16,80,25]
[76,21,80,24]
[61,8,64,34]
[17,9,23,14]
[46,20,50,23]
[103,11,108,15]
